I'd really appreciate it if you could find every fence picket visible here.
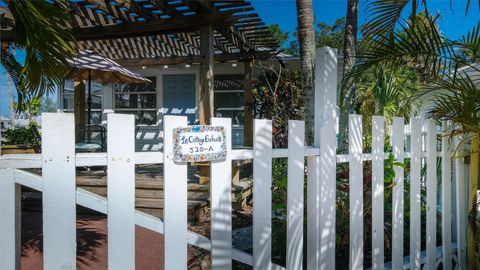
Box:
[253,119,273,270]
[0,168,20,270]
[371,116,384,270]
[107,114,136,269]
[1,110,468,269]
[391,117,404,269]
[426,119,437,269]
[307,155,320,270]
[210,117,233,269]
[441,122,452,269]
[349,115,363,270]
[286,120,305,270]
[41,113,77,270]
[164,115,189,270]
[454,136,467,269]
[410,118,422,269]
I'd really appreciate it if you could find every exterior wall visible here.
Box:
[60,62,245,151]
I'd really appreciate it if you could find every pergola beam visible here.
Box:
[114,51,274,66]
[0,12,233,42]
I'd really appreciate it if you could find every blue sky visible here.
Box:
[251,0,480,41]
[1,0,479,117]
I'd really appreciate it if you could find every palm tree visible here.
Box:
[296,0,316,144]
[338,0,359,152]
[6,71,14,127]
[1,0,75,110]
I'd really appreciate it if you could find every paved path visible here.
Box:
[20,211,202,270]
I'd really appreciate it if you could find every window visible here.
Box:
[213,75,244,126]
[62,79,103,124]
[113,77,157,125]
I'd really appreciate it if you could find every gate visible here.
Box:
[0,47,467,270]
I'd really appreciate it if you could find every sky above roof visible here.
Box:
[251,0,480,42]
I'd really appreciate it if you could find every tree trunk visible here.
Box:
[338,0,358,153]
[6,72,14,127]
[296,0,316,145]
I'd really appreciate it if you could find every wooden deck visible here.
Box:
[22,164,253,222]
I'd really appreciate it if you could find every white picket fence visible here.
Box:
[0,47,467,270]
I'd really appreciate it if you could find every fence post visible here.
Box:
[410,118,422,269]
[309,46,337,270]
[163,115,188,270]
[286,120,305,270]
[371,116,384,270]
[41,113,77,270]
[253,119,272,270]
[426,119,437,270]
[0,168,21,270]
[107,114,136,269]
[441,121,452,269]
[455,136,467,269]
[210,117,232,269]
[391,117,404,269]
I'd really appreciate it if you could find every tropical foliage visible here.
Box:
[2,0,75,110]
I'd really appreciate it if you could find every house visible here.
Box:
[60,62,251,151]
[414,62,480,118]
[51,0,278,152]
[0,116,9,130]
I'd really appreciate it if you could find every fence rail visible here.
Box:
[0,47,467,270]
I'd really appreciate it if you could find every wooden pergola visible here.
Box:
[2,1,277,183]
[2,0,277,129]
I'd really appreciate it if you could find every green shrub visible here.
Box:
[2,123,39,145]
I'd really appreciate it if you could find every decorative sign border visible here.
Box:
[173,125,227,162]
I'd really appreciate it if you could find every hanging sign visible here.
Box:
[173,125,227,162]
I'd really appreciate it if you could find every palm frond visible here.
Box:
[424,71,480,134]
[363,0,410,37]
[346,15,455,93]
[7,0,75,99]
[457,22,480,63]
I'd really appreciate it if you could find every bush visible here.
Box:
[2,123,39,145]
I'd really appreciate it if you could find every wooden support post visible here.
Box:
[243,60,254,148]
[198,24,214,185]
[74,81,86,142]
[467,135,479,270]
[199,24,214,125]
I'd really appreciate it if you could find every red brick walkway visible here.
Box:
[20,211,202,270]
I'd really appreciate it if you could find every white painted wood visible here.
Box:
[391,117,404,270]
[286,120,305,270]
[454,136,467,269]
[41,113,77,270]
[410,118,422,270]
[348,115,363,270]
[11,169,285,270]
[163,115,189,270]
[0,168,20,270]
[253,119,273,270]
[441,122,452,270]
[317,46,338,270]
[210,117,233,269]
[371,116,384,270]
[307,78,323,270]
[107,113,136,269]
[1,146,449,169]
[306,153,320,270]
[426,119,437,270]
